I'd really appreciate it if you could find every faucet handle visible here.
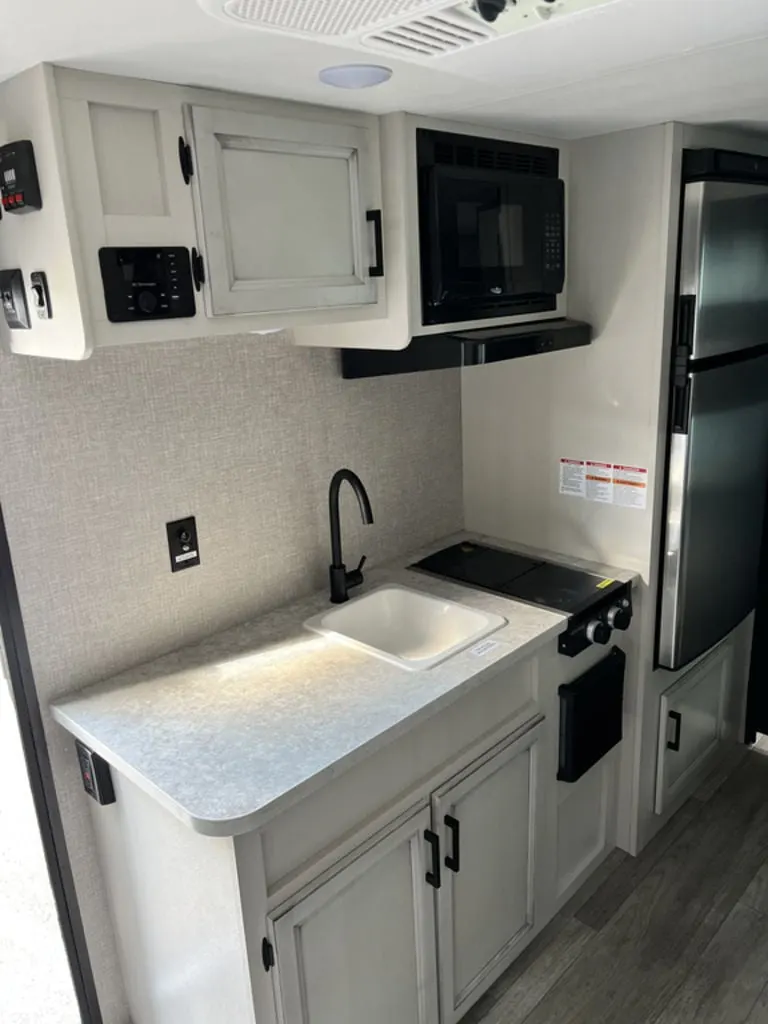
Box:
[346,555,367,592]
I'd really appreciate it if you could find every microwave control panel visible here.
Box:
[98,247,196,323]
[543,210,564,274]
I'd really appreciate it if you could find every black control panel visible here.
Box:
[0,140,42,213]
[0,268,30,329]
[98,247,196,323]
[543,209,564,274]
[557,581,633,658]
[75,740,116,805]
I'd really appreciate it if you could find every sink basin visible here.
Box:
[305,585,507,671]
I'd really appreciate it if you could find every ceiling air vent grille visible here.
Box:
[363,11,493,57]
[221,0,452,37]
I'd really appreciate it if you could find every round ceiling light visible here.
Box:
[319,64,393,89]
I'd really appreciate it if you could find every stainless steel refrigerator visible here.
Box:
[658,150,768,671]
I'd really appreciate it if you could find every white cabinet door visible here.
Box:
[270,806,439,1024]
[655,643,732,814]
[188,105,380,316]
[432,718,544,1024]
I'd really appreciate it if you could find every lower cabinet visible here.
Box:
[269,717,544,1024]
[270,806,440,1024]
[432,722,542,1024]
[655,642,732,814]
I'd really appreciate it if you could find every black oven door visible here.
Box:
[420,165,564,325]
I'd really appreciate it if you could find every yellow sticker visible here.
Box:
[596,578,615,589]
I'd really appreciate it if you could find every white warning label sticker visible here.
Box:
[559,458,586,498]
[612,464,648,509]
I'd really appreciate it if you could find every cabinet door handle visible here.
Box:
[444,814,460,873]
[366,209,385,278]
[667,710,682,752]
[424,829,441,889]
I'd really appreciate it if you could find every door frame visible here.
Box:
[0,504,103,1024]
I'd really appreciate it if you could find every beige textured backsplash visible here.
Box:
[0,330,462,1022]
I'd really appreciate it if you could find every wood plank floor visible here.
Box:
[468,747,768,1024]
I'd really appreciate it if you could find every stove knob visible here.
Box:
[586,618,612,645]
[606,600,632,631]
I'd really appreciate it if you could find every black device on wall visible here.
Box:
[0,268,30,329]
[0,140,42,212]
[417,128,565,327]
[98,247,196,323]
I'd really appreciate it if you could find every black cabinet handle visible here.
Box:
[367,209,384,278]
[444,814,460,873]
[424,829,441,889]
[667,710,682,751]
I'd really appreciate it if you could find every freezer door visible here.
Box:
[658,355,768,670]
[681,180,768,360]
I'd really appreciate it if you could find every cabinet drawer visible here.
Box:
[655,642,731,814]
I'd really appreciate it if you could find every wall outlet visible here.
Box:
[166,515,200,572]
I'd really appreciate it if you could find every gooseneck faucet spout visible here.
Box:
[328,469,374,604]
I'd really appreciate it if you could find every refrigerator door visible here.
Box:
[658,354,768,671]
[681,180,768,360]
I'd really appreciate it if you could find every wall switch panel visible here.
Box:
[75,740,115,805]
[167,516,200,572]
[0,269,30,329]
[29,271,52,319]
[0,140,42,213]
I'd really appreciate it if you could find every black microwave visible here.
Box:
[417,129,565,326]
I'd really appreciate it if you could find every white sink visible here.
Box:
[305,585,506,671]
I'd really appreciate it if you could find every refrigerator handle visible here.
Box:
[671,295,695,434]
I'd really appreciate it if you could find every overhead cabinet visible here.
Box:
[187,106,382,317]
[0,64,385,359]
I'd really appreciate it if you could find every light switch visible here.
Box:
[0,268,30,329]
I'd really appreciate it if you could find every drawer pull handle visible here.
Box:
[367,209,384,278]
[424,829,441,889]
[667,710,682,752]
[444,815,460,874]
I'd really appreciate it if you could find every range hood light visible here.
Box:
[319,64,393,89]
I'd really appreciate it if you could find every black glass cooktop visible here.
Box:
[411,541,622,616]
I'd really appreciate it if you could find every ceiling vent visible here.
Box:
[363,10,493,58]
[199,0,619,60]
[208,0,455,38]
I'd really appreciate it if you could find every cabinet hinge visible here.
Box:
[178,136,194,185]
[191,248,205,292]
[261,938,275,972]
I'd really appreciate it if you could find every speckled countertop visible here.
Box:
[51,533,634,838]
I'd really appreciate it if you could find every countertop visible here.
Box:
[51,533,634,838]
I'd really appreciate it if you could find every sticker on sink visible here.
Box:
[470,639,501,657]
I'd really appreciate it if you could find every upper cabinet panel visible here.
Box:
[187,105,381,317]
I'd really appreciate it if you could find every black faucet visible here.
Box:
[328,468,374,604]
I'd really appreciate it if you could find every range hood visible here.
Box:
[340,318,592,378]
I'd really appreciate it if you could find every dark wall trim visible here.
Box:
[0,505,103,1024]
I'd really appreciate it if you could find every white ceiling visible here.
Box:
[2,0,768,139]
